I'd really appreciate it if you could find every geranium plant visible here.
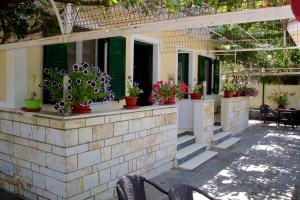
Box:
[41,63,114,114]
[221,79,235,98]
[151,81,186,104]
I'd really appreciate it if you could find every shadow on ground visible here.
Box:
[146,121,300,200]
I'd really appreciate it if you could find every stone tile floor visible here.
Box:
[146,121,300,200]
[1,121,299,200]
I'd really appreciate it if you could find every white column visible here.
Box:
[0,49,28,108]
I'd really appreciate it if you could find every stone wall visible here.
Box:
[178,100,214,147]
[0,105,178,200]
[194,100,214,147]
[221,97,249,134]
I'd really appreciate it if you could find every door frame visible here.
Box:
[130,34,160,83]
[176,48,195,85]
[197,52,216,91]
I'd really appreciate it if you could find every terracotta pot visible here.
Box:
[190,93,202,100]
[291,0,300,21]
[125,96,139,106]
[165,95,176,105]
[224,91,233,98]
[72,104,91,114]
[234,91,241,97]
[278,105,285,109]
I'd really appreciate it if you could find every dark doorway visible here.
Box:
[178,53,189,84]
[134,41,153,106]
[198,55,213,95]
[205,58,213,95]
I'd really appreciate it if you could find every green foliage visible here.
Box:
[268,90,289,107]
[127,80,143,97]
[188,84,203,94]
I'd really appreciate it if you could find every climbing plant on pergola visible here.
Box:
[0,0,290,45]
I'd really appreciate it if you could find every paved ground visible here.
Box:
[146,121,300,200]
[1,121,299,200]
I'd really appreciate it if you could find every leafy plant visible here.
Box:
[268,90,289,107]
[127,80,143,96]
[221,78,235,93]
[188,84,203,94]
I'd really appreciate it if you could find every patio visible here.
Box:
[146,121,300,200]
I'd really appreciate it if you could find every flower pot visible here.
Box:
[165,95,175,105]
[24,99,41,109]
[190,93,202,100]
[125,96,139,106]
[72,104,91,114]
[278,105,285,109]
[224,91,233,98]
[234,91,241,97]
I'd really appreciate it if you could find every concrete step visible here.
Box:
[178,151,218,170]
[176,143,207,166]
[177,135,196,151]
[214,121,221,126]
[213,126,223,135]
[212,132,232,146]
[215,137,241,149]
[177,129,194,138]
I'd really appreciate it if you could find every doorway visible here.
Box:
[134,41,153,106]
[178,53,189,84]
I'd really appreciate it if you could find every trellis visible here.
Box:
[0,0,291,48]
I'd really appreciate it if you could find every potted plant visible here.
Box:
[188,84,203,100]
[41,64,114,114]
[233,84,241,97]
[124,80,143,108]
[268,90,289,109]
[240,86,259,97]
[151,81,186,105]
[23,75,41,112]
[221,79,234,98]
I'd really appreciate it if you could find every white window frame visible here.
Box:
[176,47,195,85]
[130,34,160,83]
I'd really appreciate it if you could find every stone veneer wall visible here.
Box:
[0,106,178,200]
[221,97,249,134]
[194,100,214,147]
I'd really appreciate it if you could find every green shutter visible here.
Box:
[178,53,189,84]
[108,37,126,100]
[43,44,68,103]
[198,55,206,84]
[43,44,68,69]
[213,59,220,94]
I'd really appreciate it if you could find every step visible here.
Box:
[213,126,223,135]
[176,143,207,165]
[177,129,194,138]
[214,121,221,126]
[212,132,232,146]
[178,151,218,170]
[177,135,196,150]
[215,137,241,149]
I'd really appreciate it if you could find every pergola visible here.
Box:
[0,0,298,53]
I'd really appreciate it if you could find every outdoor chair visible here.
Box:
[260,104,278,125]
[115,175,168,200]
[168,184,216,200]
[293,110,300,128]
